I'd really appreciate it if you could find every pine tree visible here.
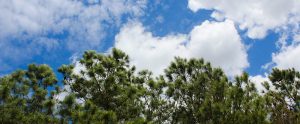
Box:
[1,48,300,123]
[59,48,146,122]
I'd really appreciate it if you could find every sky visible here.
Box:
[1,0,300,87]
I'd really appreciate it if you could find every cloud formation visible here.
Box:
[0,0,146,49]
[188,0,300,73]
[115,20,248,76]
[188,0,300,39]
[272,44,300,70]
[0,0,146,72]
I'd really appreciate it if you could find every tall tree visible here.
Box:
[59,48,146,122]
[135,70,170,123]
[264,68,300,124]
[0,64,59,123]
[226,73,268,124]
[164,57,229,123]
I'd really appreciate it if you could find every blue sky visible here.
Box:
[1,0,300,83]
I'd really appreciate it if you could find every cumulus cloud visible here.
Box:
[188,20,248,76]
[188,0,300,39]
[0,0,146,73]
[115,22,188,75]
[115,20,248,76]
[272,44,300,70]
[0,0,146,49]
[187,0,300,72]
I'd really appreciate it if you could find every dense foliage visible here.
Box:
[1,48,300,123]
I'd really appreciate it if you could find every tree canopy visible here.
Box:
[1,48,300,123]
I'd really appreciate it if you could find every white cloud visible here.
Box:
[115,22,188,75]
[0,0,146,73]
[272,44,300,70]
[188,0,300,72]
[250,74,270,93]
[0,0,146,50]
[294,34,300,42]
[188,0,300,39]
[188,20,248,76]
[115,20,248,76]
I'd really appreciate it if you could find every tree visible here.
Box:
[0,64,59,123]
[226,73,268,124]
[59,48,146,122]
[135,70,169,123]
[2,48,300,123]
[264,68,300,123]
[164,57,229,123]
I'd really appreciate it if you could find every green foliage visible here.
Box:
[0,64,59,123]
[264,68,300,123]
[164,57,229,123]
[226,73,268,124]
[59,48,145,122]
[1,48,300,123]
